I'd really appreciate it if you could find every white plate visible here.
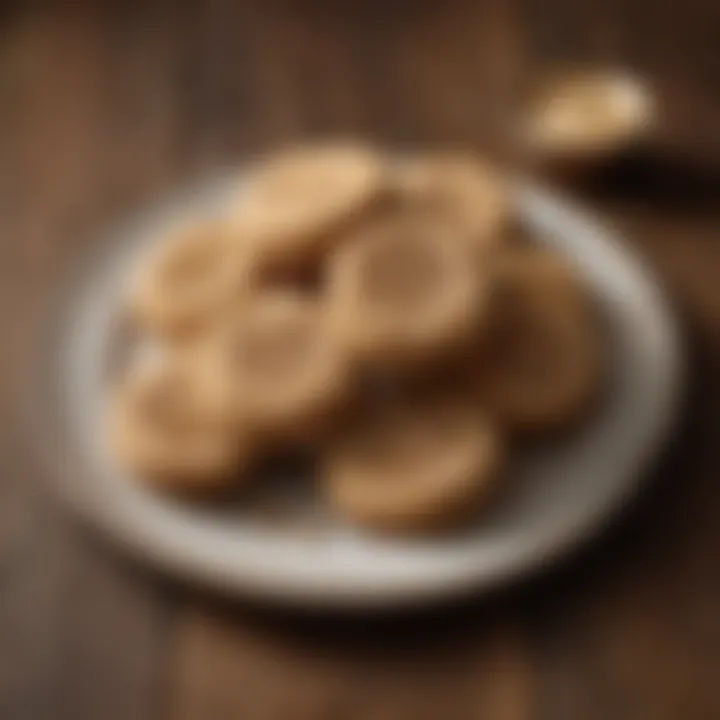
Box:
[34,175,684,609]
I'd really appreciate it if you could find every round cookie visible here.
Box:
[129,220,254,340]
[323,395,504,534]
[109,356,250,494]
[231,142,387,275]
[474,245,603,432]
[395,152,510,256]
[328,215,487,371]
[525,71,652,158]
[203,292,354,444]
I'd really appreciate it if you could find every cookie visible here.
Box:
[474,245,603,431]
[323,394,504,534]
[328,215,487,371]
[109,356,249,494]
[395,153,510,256]
[202,292,354,444]
[525,71,652,157]
[129,220,254,340]
[231,142,387,275]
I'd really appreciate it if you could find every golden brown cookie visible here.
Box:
[328,215,487,371]
[395,153,511,255]
[202,292,355,444]
[109,356,250,494]
[474,245,603,432]
[323,394,504,534]
[129,220,255,340]
[525,70,652,157]
[231,142,387,275]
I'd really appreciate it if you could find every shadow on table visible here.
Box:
[584,149,720,220]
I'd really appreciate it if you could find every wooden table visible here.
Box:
[2,1,719,718]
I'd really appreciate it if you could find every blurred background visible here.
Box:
[1,1,719,719]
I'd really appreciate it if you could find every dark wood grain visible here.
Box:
[1,1,719,719]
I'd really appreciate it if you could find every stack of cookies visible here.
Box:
[109,143,603,535]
